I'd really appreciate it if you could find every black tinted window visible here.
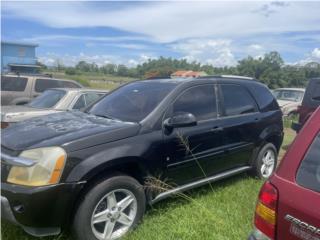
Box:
[311,83,320,101]
[89,81,176,122]
[35,79,60,92]
[1,76,28,91]
[173,85,216,121]
[296,133,320,193]
[35,79,80,92]
[220,84,257,116]
[73,95,86,110]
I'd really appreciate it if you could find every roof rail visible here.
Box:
[4,72,53,78]
[197,75,255,80]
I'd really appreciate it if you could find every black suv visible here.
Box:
[1,76,283,240]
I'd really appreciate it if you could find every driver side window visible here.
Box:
[172,85,217,121]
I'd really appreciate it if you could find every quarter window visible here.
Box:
[220,84,257,116]
[296,133,320,193]
[1,76,28,92]
[73,95,86,110]
[73,93,105,110]
[172,85,217,121]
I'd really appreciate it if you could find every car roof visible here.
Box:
[139,75,260,86]
[50,88,108,93]
[273,88,305,91]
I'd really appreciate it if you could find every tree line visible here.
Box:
[48,51,320,89]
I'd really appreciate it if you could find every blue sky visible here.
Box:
[2,1,320,67]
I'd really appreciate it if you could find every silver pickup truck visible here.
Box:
[1,88,108,128]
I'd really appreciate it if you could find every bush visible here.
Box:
[65,68,77,75]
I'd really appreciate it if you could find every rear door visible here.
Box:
[163,84,225,185]
[277,132,320,240]
[217,83,261,169]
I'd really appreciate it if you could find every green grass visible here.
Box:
[1,130,296,240]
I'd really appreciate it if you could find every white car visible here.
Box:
[1,88,108,128]
[272,88,305,116]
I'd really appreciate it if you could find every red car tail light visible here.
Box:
[254,181,278,239]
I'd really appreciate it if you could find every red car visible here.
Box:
[249,107,320,240]
[292,77,320,132]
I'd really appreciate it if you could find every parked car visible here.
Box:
[292,78,320,132]
[249,107,320,240]
[1,88,108,128]
[272,88,305,117]
[1,76,283,240]
[1,73,83,105]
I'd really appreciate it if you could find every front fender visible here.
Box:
[65,143,149,182]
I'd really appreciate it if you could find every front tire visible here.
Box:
[252,143,277,179]
[73,175,146,240]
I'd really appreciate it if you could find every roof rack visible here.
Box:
[3,72,53,78]
[197,75,255,80]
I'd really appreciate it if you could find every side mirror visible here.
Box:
[164,112,197,129]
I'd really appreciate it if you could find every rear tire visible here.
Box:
[251,143,277,179]
[73,175,146,240]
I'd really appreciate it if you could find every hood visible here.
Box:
[1,105,60,122]
[1,111,140,152]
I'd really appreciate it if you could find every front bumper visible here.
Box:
[1,181,85,237]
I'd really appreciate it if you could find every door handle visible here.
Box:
[211,126,224,132]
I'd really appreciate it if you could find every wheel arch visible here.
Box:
[66,157,149,229]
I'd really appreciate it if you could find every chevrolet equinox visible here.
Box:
[1,76,283,240]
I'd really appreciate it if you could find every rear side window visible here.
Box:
[220,84,258,116]
[296,132,320,193]
[35,79,80,92]
[61,81,81,88]
[311,83,320,101]
[35,79,60,92]
[303,79,320,108]
[1,76,28,92]
[173,85,217,121]
[249,83,278,112]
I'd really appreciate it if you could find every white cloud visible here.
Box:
[38,52,154,67]
[291,48,320,66]
[171,39,237,66]
[4,1,320,43]
[311,48,320,59]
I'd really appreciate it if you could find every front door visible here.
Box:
[162,84,225,185]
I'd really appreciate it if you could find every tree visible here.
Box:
[116,64,129,76]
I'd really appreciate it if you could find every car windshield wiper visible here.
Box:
[94,114,117,120]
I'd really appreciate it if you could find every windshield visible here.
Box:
[29,89,66,108]
[273,90,304,102]
[88,81,177,122]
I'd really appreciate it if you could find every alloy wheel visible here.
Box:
[91,189,138,240]
[260,149,276,178]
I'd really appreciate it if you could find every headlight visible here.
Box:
[7,147,67,186]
